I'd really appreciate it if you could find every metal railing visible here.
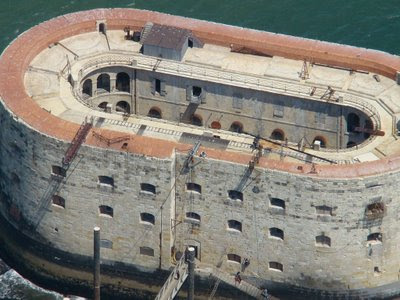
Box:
[69,51,382,130]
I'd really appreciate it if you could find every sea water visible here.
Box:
[0,0,399,298]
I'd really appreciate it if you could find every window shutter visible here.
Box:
[151,78,155,95]
[186,86,192,101]
[160,81,166,96]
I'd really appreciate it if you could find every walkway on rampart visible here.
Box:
[2,8,400,178]
[26,29,399,165]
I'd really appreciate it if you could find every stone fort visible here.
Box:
[0,8,400,299]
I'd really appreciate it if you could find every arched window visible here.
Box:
[270,198,285,209]
[140,183,156,195]
[100,239,112,249]
[82,79,92,97]
[269,261,283,272]
[313,136,327,148]
[366,202,384,218]
[228,190,243,201]
[116,72,130,92]
[140,246,154,257]
[316,235,331,247]
[227,220,242,232]
[148,107,162,119]
[229,122,243,133]
[347,113,360,132]
[98,102,108,110]
[52,165,66,178]
[270,129,284,141]
[347,141,356,148]
[190,114,203,126]
[186,182,201,194]
[52,195,65,208]
[210,121,221,129]
[367,233,382,244]
[98,176,114,187]
[99,23,106,34]
[227,253,241,263]
[269,227,284,240]
[315,205,332,216]
[99,205,113,218]
[97,74,110,93]
[186,212,201,222]
[116,101,130,114]
[140,213,155,225]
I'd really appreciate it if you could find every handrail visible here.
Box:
[68,50,382,132]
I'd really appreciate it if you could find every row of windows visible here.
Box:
[51,166,157,194]
[100,240,155,256]
[51,168,384,219]
[226,254,284,272]
[82,72,131,97]
[53,197,384,246]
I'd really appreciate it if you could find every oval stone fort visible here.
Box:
[1,8,400,299]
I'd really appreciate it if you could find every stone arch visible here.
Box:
[313,136,327,148]
[98,102,108,110]
[148,107,162,119]
[82,79,92,97]
[229,121,243,133]
[347,141,356,148]
[116,72,130,92]
[116,101,130,114]
[190,114,202,126]
[97,73,110,93]
[347,113,360,132]
[271,129,285,141]
[210,121,221,129]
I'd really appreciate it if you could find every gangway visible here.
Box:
[208,268,264,300]
[154,252,189,300]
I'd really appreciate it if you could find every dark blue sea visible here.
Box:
[0,0,399,298]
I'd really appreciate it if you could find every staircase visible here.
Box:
[140,22,154,43]
[155,254,189,300]
[209,269,263,299]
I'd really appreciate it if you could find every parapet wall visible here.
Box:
[1,10,400,176]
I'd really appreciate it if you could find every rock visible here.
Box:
[0,258,10,275]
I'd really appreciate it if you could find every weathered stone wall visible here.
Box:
[0,96,400,297]
[172,151,400,292]
[81,67,372,149]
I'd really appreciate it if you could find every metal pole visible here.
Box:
[187,247,195,300]
[94,226,100,300]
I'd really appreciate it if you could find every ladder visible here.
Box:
[33,118,92,229]
[62,118,93,166]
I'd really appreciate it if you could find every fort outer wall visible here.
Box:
[1,93,400,299]
[0,7,400,299]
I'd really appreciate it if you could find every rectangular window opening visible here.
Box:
[140,246,155,257]
[52,165,66,178]
[192,86,202,97]
[155,79,161,94]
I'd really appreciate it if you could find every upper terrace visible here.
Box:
[2,8,400,177]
